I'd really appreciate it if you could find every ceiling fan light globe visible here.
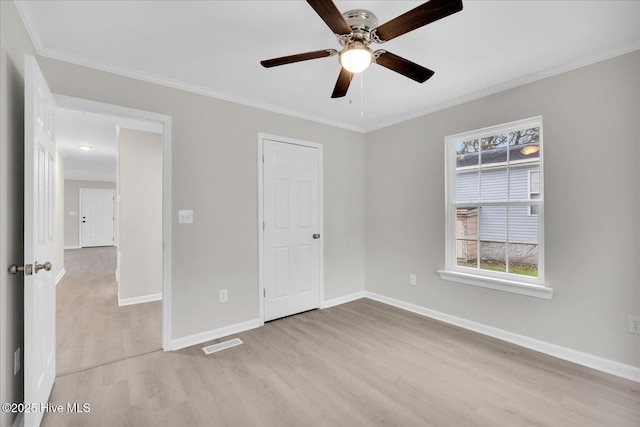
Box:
[340,47,372,73]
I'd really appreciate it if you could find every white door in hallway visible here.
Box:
[80,188,115,247]
[24,54,56,427]
[263,138,321,321]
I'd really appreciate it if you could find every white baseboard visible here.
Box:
[364,291,640,383]
[54,268,66,286]
[171,318,262,351]
[64,245,81,250]
[118,292,162,307]
[322,291,365,309]
[171,289,366,352]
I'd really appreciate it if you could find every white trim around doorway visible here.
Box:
[54,94,173,351]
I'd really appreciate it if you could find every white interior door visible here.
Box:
[24,54,56,427]
[80,188,115,247]
[263,139,320,321]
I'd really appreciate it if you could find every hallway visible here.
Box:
[56,247,162,375]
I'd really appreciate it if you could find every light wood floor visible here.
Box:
[56,247,162,375]
[44,299,638,426]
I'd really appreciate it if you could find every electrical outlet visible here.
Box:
[409,274,417,286]
[14,347,20,375]
[629,315,640,335]
[219,289,228,303]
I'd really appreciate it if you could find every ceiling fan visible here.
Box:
[260,0,463,98]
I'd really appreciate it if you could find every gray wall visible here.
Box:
[36,36,366,341]
[0,2,36,425]
[365,51,640,367]
[118,128,162,300]
[64,179,116,247]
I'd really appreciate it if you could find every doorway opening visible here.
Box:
[54,95,172,375]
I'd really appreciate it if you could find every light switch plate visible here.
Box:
[178,210,194,224]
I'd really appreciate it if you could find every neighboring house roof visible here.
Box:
[457,144,539,168]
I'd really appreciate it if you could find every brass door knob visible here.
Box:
[8,264,33,275]
[35,261,52,273]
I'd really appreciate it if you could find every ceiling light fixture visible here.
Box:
[520,145,539,155]
[339,43,373,74]
[77,144,92,151]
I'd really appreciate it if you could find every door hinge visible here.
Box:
[263,288,266,298]
[263,221,265,230]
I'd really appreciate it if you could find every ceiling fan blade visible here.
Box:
[372,0,463,43]
[261,49,338,68]
[306,0,352,36]
[331,67,353,98]
[374,50,434,83]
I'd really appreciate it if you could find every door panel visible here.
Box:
[273,179,289,229]
[274,246,291,299]
[263,139,320,321]
[24,54,56,427]
[298,244,313,293]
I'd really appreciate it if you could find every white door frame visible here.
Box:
[55,94,173,351]
[257,133,324,323]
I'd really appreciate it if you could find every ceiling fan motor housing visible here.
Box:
[339,9,379,46]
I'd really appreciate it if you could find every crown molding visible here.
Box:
[13,0,364,133]
[14,0,639,135]
[40,45,365,133]
[365,43,640,133]
[63,174,116,183]
[13,1,43,51]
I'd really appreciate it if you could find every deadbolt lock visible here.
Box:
[313,233,321,239]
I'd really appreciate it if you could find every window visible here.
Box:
[438,117,552,299]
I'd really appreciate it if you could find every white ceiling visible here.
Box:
[56,108,118,181]
[17,1,640,132]
[56,108,162,182]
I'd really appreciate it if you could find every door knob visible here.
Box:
[35,261,52,273]
[8,264,33,275]
[313,233,320,239]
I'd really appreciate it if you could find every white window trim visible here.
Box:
[437,269,554,299]
[528,170,540,216]
[439,116,552,299]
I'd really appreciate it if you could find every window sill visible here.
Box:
[436,269,554,299]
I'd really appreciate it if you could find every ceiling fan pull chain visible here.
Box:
[360,71,364,117]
